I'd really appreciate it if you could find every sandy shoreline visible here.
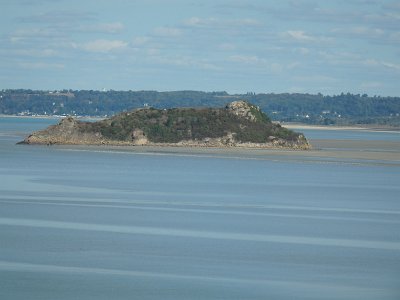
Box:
[283,123,400,133]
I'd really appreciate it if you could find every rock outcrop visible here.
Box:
[226,101,258,122]
[20,101,311,149]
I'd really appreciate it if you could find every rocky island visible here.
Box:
[20,101,311,149]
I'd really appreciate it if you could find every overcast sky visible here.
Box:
[1,0,399,96]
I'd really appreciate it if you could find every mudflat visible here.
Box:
[304,139,400,164]
[56,137,400,167]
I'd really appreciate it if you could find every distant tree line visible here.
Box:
[1,89,399,126]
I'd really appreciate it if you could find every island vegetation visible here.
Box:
[21,101,310,149]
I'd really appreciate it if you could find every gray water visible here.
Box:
[1,117,400,299]
[298,128,400,141]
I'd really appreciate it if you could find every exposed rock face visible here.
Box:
[20,101,311,149]
[226,101,258,122]
[131,129,148,145]
[23,117,105,145]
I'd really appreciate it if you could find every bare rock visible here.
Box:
[131,129,148,145]
[226,100,257,122]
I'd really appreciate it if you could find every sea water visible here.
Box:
[0,117,400,300]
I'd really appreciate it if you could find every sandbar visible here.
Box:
[283,123,400,133]
[54,137,400,167]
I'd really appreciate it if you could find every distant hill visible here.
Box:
[2,89,399,127]
[20,101,310,149]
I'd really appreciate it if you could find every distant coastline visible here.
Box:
[0,114,61,119]
[0,114,104,121]
[2,90,399,127]
[3,114,397,132]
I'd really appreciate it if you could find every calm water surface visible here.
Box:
[1,117,400,300]
[297,127,400,141]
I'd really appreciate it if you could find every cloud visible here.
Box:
[380,61,400,70]
[388,31,400,43]
[184,17,206,27]
[219,2,343,24]
[318,50,400,73]
[78,39,128,53]
[293,75,338,83]
[218,43,236,51]
[149,55,221,71]
[132,36,150,46]
[283,30,331,43]
[229,55,265,64]
[360,81,383,89]
[10,28,62,43]
[285,30,315,42]
[153,26,182,37]
[17,10,96,24]
[351,26,384,36]
[331,26,400,46]
[317,50,360,64]
[80,22,124,34]
[363,58,400,70]
[294,47,310,55]
[18,62,65,69]
[126,16,266,64]
[331,26,385,40]
[382,2,400,11]
[146,48,160,56]
[363,12,400,29]
[14,10,125,48]
[228,54,298,73]
[14,48,58,57]
[183,17,262,29]
[220,1,399,30]
[288,0,318,9]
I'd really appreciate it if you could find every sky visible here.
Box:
[1,0,400,96]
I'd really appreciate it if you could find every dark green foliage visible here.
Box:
[75,105,300,143]
[249,106,271,123]
[1,89,399,126]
